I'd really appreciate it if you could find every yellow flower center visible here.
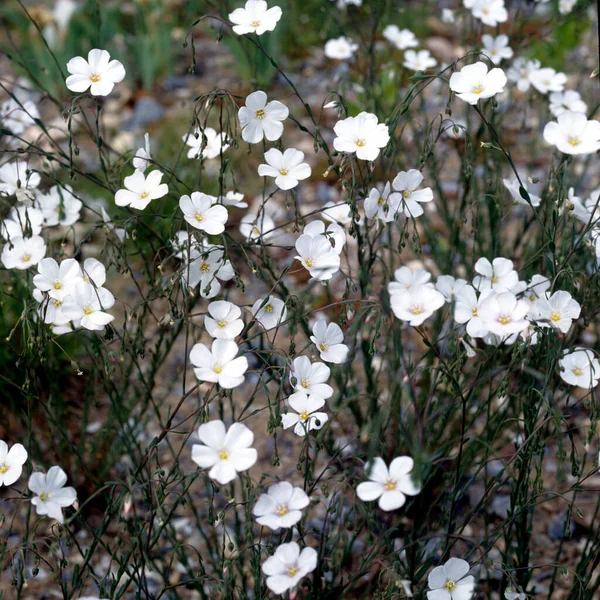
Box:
[498,314,511,325]
[53,299,62,307]
[89,73,100,83]
[550,311,561,322]
[0,464,8,474]
[573,368,582,376]
[402,190,411,198]
[265,303,273,313]
[299,410,310,421]
[355,138,366,147]
[21,253,31,263]
[83,306,94,316]
[53,279,62,290]
[472,308,478,317]
[140,191,149,199]
[276,504,289,516]
[490,276,499,284]
[568,136,580,146]
[200,263,210,272]
[218,450,228,460]
[384,478,396,491]
[410,305,424,315]
[304,258,314,268]
[279,169,289,176]
[255,109,266,119]
[217,320,227,328]
[40,492,49,502]
[251,20,261,28]
[529,293,537,302]
[300,378,310,389]
[195,212,204,222]
[213,364,223,374]
[378,196,385,205]
[287,566,298,577]
[472,84,483,94]
[319,342,328,352]
[445,580,456,591]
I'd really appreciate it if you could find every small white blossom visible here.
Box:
[115,170,168,210]
[389,170,434,218]
[427,557,475,600]
[403,49,437,72]
[290,356,333,399]
[535,290,580,333]
[62,282,115,331]
[529,67,567,94]
[282,391,328,436]
[0,441,27,486]
[190,339,248,389]
[65,48,125,96]
[229,0,282,36]
[253,482,309,530]
[182,127,229,160]
[257,148,311,190]
[204,300,244,339]
[28,466,77,524]
[382,26,418,50]
[333,112,390,161]
[252,296,287,330]
[262,542,318,595]
[357,456,420,511]
[191,420,257,484]
[1,235,46,270]
[450,61,507,105]
[238,91,288,144]
[549,90,588,117]
[310,320,349,363]
[559,349,600,389]
[390,283,445,326]
[324,37,358,60]
[179,192,228,235]
[481,34,513,64]
[543,111,600,155]
[295,234,341,282]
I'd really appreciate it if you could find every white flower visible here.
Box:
[436,275,469,302]
[65,49,125,96]
[473,257,519,293]
[469,0,507,26]
[310,320,348,363]
[33,257,81,301]
[182,127,229,160]
[403,49,437,71]
[281,391,329,436]
[34,289,71,326]
[502,177,541,207]
[524,274,551,305]
[239,213,275,241]
[229,0,282,36]
[253,481,309,530]
[189,339,248,389]
[62,282,115,331]
[115,170,168,210]
[290,356,333,398]
[324,37,358,60]
[295,234,340,281]
[220,190,248,208]
[28,466,77,524]
[449,61,507,105]
[82,257,107,287]
[382,25,418,50]
[238,91,289,144]
[442,8,455,22]
[507,58,540,93]
[365,182,399,222]
[252,296,287,330]
[504,588,526,600]
[529,67,567,94]
[389,170,434,218]
[1,206,44,239]
[133,132,152,171]
[549,91,588,117]
[205,300,244,339]
[184,246,235,297]
[427,557,475,600]
[535,290,580,334]
[262,542,318,595]
[179,192,228,235]
[191,420,257,484]
[36,185,82,226]
[303,220,346,255]
[388,266,433,295]
[357,456,420,511]
[0,441,27,486]
[390,283,445,326]
[333,112,390,161]
[559,349,600,389]
[1,235,46,270]
[477,291,530,338]
[0,160,41,200]
[543,111,600,155]
[1,98,39,134]
[454,286,492,338]
[322,201,353,225]
[258,148,311,190]
[481,34,513,64]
